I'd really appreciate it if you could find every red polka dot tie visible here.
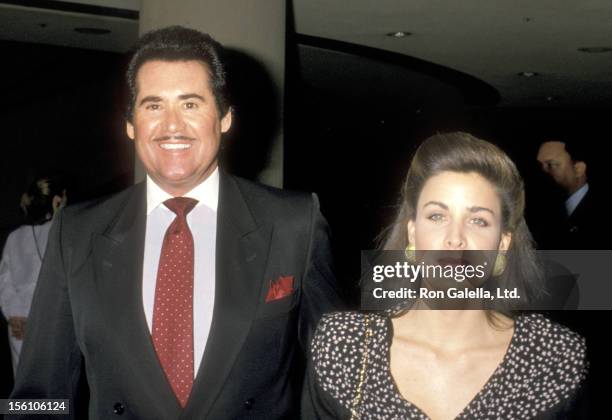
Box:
[152,197,198,408]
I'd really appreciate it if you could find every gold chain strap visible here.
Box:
[350,314,373,420]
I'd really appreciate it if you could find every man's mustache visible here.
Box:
[154,135,196,142]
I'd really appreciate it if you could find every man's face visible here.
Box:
[127,60,232,196]
[536,141,577,192]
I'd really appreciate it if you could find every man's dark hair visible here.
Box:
[23,174,68,225]
[562,138,589,165]
[126,25,230,121]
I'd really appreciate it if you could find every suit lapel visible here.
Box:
[183,173,271,418]
[92,183,182,418]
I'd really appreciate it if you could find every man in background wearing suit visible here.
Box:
[10,26,342,419]
[536,139,606,250]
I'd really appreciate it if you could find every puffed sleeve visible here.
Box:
[301,315,351,419]
[533,379,589,419]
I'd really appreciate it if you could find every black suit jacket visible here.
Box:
[532,187,608,250]
[9,173,342,419]
[562,188,607,250]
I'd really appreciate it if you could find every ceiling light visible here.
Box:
[386,31,411,38]
[528,95,561,103]
[74,27,111,35]
[517,72,539,78]
[577,47,612,53]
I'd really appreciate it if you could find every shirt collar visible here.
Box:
[146,167,219,215]
[565,183,589,217]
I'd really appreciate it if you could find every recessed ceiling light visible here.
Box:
[517,72,539,78]
[577,47,612,53]
[74,27,111,35]
[527,95,561,103]
[386,31,412,38]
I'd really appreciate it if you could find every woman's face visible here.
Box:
[407,171,511,252]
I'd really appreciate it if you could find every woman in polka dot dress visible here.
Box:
[303,133,588,419]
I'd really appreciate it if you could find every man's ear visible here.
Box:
[126,121,135,140]
[406,219,416,246]
[499,232,512,252]
[52,195,64,212]
[221,108,232,133]
[574,161,587,177]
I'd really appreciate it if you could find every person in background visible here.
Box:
[0,175,67,376]
[536,139,606,249]
[535,138,610,416]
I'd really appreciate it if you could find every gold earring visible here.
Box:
[404,244,416,264]
[493,253,506,276]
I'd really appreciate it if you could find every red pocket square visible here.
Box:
[265,275,295,303]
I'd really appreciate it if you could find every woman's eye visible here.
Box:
[470,218,489,227]
[428,213,444,222]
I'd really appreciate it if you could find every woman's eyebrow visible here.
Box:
[423,201,495,215]
[423,201,448,210]
[467,206,495,215]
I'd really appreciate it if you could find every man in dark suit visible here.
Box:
[535,141,612,415]
[10,26,342,419]
[536,139,606,250]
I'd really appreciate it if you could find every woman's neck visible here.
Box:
[392,310,512,351]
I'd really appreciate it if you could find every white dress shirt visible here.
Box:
[565,183,589,218]
[0,220,53,375]
[143,169,218,377]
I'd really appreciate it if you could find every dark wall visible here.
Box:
[0,40,133,233]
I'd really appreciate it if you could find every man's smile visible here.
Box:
[154,134,196,151]
[159,143,193,150]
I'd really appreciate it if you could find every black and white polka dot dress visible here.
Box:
[303,312,588,419]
